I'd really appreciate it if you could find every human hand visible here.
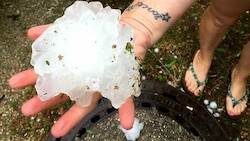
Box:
[9,24,136,138]
[9,0,195,137]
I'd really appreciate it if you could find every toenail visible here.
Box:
[228,111,234,116]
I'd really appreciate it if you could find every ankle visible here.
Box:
[194,50,212,70]
[232,67,248,82]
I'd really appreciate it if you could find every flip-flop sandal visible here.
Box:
[227,83,249,118]
[182,62,208,97]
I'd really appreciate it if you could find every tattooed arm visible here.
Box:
[120,0,196,59]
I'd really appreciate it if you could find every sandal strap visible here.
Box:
[227,83,249,106]
[189,62,208,87]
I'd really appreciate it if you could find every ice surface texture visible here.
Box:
[31,1,141,108]
[118,118,144,141]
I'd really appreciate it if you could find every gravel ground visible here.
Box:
[84,109,201,141]
[0,0,220,141]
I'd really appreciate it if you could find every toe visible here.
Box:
[226,96,235,116]
[189,82,198,95]
[237,101,247,115]
[194,87,203,96]
[226,95,247,117]
[185,71,197,93]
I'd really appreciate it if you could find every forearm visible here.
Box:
[120,0,196,48]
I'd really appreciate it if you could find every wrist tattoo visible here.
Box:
[126,1,171,22]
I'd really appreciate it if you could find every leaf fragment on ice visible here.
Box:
[45,60,50,66]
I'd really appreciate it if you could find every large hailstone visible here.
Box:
[31,1,141,109]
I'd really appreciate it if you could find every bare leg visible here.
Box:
[184,0,250,96]
[226,41,250,116]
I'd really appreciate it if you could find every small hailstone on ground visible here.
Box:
[118,118,144,141]
[209,101,217,109]
[36,118,41,122]
[180,87,185,93]
[154,47,159,53]
[30,1,141,109]
[203,99,209,105]
[167,81,174,87]
[207,107,213,114]
[213,112,220,118]
[141,75,146,80]
[217,108,223,112]
[172,53,177,59]
[30,116,35,120]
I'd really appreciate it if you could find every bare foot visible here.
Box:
[184,50,211,96]
[226,67,248,117]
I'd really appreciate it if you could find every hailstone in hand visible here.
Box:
[30,1,141,109]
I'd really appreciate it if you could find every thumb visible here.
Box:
[27,24,51,41]
[132,28,151,61]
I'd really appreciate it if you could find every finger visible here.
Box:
[27,24,51,41]
[118,96,135,130]
[135,45,147,64]
[134,42,148,61]
[51,92,102,138]
[9,69,38,88]
[21,94,69,116]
